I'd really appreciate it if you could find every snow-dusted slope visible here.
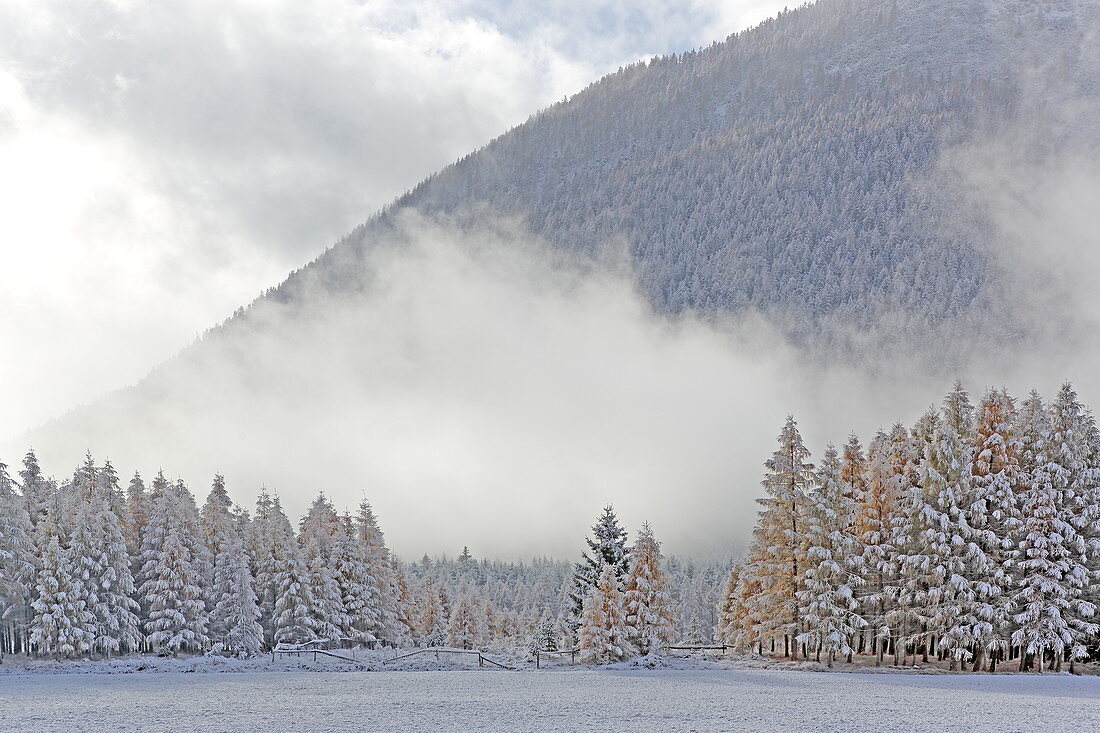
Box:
[270,0,1096,344]
[14,0,1100,480]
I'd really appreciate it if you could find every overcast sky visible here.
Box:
[0,0,788,439]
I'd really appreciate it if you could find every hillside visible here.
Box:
[266,0,1097,349]
[11,0,1100,536]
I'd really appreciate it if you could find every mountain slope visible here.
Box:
[12,0,1100,525]
[268,0,1095,349]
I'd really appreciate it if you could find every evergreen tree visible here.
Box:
[855,429,905,664]
[269,498,316,645]
[355,500,406,644]
[298,493,350,640]
[0,460,35,653]
[578,565,633,663]
[714,562,744,650]
[202,475,263,655]
[70,458,142,657]
[1033,383,1100,667]
[138,474,208,654]
[571,505,629,616]
[246,488,279,644]
[30,529,93,659]
[749,415,813,658]
[18,449,48,527]
[796,445,865,666]
[968,388,1021,670]
[623,522,675,655]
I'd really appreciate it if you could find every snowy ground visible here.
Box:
[2,661,1099,732]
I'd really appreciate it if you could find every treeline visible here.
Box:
[717,382,1100,672]
[0,453,717,660]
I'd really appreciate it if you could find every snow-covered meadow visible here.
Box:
[2,663,1099,732]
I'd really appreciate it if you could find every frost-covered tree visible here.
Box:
[69,458,142,657]
[578,565,633,664]
[269,498,316,645]
[797,445,864,666]
[714,562,744,650]
[30,530,93,659]
[968,388,1020,671]
[855,429,905,664]
[138,474,208,654]
[355,500,407,644]
[246,488,279,643]
[298,493,350,640]
[571,505,629,615]
[202,475,263,656]
[124,472,149,559]
[446,590,486,650]
[749,415,813,658]
[415,576,447,645]
[18,449,49,528]
[0,460,35,654]
[1025,383,1100,669]
[29,482,93,660]
[623,522,675,655]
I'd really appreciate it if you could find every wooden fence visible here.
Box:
[382,647,516,670]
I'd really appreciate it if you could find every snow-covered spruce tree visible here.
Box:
[202,475,263,656]
[0,460,35,655]
[68,457,142,657]
[138,474,208,654]
[555,574,577,651]
[895,408,948,665]
[298,493,350,641]
[269,498,316,645]
[246,488,279,644]
[854,429,905,665]
[796,445,865,666]
[446,590,486,650]
[570,505,629,616]
[18,449,49,528]
[29,491,94,660]
[97,459,126,520]
[929,381,991,670]
[715,562,744,651]
[968,388,1021,671]
[355,500,408,645]
[623,522,675,655]
[578,565,633,664]
[331,513,378,643]
[1035,383,1099,669]
[529,609,558,654]
[174,478,214,612]
[749,415,812,658]
[1012,458,1091,672]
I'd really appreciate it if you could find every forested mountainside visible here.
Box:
[13,0,1100,501]
[258,0,1099,348]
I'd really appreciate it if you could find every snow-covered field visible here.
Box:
[2,664,1099,732]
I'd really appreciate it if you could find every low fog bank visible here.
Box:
[13,203,1096,562]
[0,214,908,560]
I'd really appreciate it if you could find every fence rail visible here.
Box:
[382,647,516,670]
[272,642,362,664]
[534,648,580,668]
